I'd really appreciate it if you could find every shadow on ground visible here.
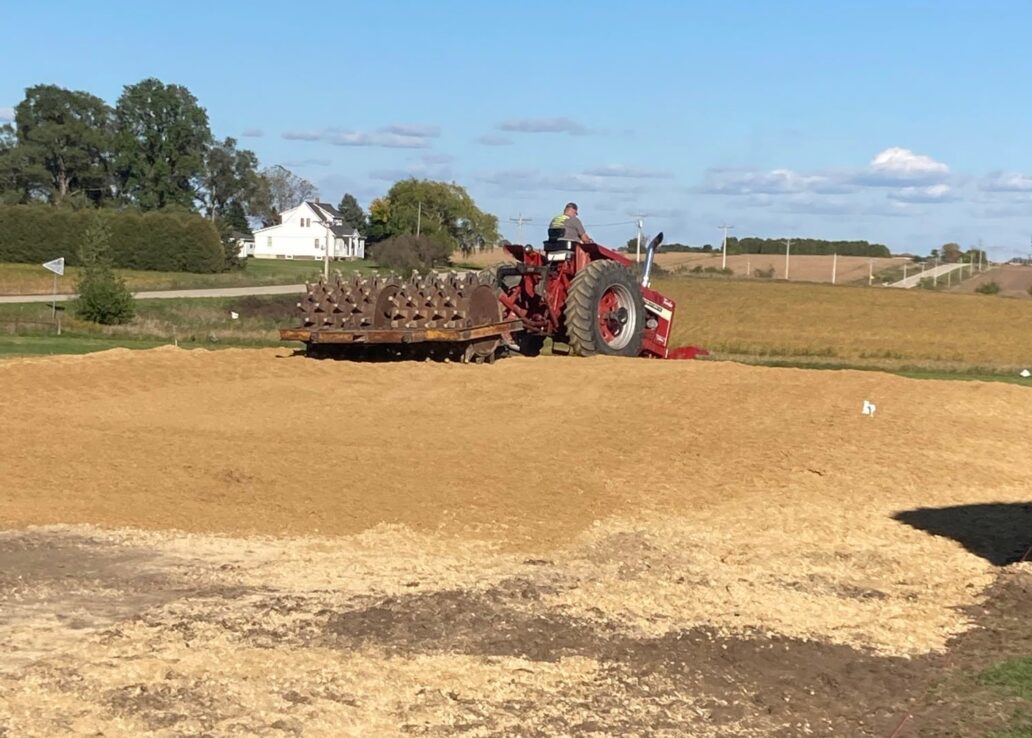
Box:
[893,502,1032,565]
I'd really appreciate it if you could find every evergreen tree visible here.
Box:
[74,217,135,324]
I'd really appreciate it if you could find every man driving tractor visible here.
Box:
[548,202,594,244]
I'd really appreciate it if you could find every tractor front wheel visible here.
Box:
[564,260,645,357]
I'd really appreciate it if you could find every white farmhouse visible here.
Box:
[251,201,365,260]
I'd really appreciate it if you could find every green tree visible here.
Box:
[370,233,451,272]
[373,178,499,255]
[74,218,135,324]
[336,192,367,232]
[365,196,392,243]
[114,78,212,210]
[941,242,962,263]
[11,85,114,206]
[0,123,27,204]
[199,136,263,221]
[257,164,318,224]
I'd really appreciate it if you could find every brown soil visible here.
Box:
[0,527,1028,737]
[1,347,1030,736]
[951,264,1032,298]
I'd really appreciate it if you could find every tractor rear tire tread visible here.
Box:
[565,259,644,357]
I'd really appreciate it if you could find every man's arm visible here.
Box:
[571,216,593,243]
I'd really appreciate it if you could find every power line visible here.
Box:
[508,213,533,243]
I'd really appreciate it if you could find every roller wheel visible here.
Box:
[564,260,644,357]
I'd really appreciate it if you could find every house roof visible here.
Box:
[307,201,343,220]
[329,224,358,237]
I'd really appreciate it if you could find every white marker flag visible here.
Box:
[42,257,65,276]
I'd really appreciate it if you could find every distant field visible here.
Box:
[455,248,908,284]
[655,277,1032,370]
[0,257,378,295]
[0,293,295,356]
[950,264,1032,299]
[4,274,1032,377]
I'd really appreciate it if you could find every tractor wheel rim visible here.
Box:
[597,283,636,349]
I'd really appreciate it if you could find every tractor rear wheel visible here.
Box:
[564,260,644,357]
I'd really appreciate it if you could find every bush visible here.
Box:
[370,234,451,273]
[0,205,226,273]
[975,280,1001,295]
[74,219,135,325]
[754,267,776,279]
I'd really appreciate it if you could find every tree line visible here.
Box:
[0,79,502,273]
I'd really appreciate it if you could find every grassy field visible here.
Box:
[0,257,379,295]
[656,277,1032,372]
[3,275,1032,382]
[0,293,294,356]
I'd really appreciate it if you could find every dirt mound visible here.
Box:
[2,347,1031,736]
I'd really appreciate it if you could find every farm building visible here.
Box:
[250,201,365,260]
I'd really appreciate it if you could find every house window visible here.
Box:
[306,218,311,227]
[315,238,320,249]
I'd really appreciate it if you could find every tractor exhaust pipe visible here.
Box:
[641,232,664,288]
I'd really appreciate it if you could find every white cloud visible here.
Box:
[369,156,453,182]
[282,124,438,149]
[379,124,441,138]
[476,133,513,146]
[0,106,14,122]
[700,167,850,195]
[854,147,950,186]
[887,184,957,203]
[582,164,673,179]
[979,172,1032,192]
[241,128,264,138]
[283,158,331,167]
[282,130,322,141]
[477,169,647,194]
[497,117,589,135]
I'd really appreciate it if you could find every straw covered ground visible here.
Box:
[1,348,1029,737]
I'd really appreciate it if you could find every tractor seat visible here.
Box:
[543,227,577,260]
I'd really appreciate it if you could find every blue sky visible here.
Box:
[3,0,1032,257]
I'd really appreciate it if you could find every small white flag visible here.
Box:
[862,400,877,416]
[42,257,65,276]
[1021,369,1030,378]
[229,311,239,320]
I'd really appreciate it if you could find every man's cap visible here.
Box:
[565,202,578,212]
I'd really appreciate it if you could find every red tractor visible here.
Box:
[282,232,704,362]
[496,232,703,359]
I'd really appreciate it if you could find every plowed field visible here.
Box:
[1,348,1029,737]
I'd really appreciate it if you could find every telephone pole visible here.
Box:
[718,224,735,270]
[784,238,792,280]
[509,213,533,244]
[633,213,648,262]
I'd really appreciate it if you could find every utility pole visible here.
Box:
[868,258,874,286]
[718,224,735,270]
[508,213,533,244]
[784,238,791,280]
[323,222,331,280]
[633,213,648,263]
[831,252,837,285]
[416,201,422,237]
